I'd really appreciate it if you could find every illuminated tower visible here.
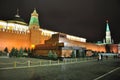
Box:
[29,9,41,48]
[105,20,112,44]
[29,9,40,29]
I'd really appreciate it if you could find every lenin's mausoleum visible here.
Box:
[0,9,118,57]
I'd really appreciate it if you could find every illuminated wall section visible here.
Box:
[0,21,28,32]
[14,24,28,31]
[0,21,7,29]
[110,44,118,53]
[40,29,57,44]
[0,20,30,51]
[0,29,30,51]
[118,44,120,53]
[85,43,106,52]
[66,35,86,42]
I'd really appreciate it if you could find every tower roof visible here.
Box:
[105,19,112,44]
[29,9,40,29]
[31,9,38,17]
[106,20,110,31]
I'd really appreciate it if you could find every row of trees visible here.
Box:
[0,47,96,60]
[9,47,34,57]
[0,47,34,57]
[0,47,59,59]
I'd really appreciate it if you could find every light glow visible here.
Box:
[0,21,7,29]
[0,21,28,32]
[31,44,35,49]
[66,35,86,42]
[41,29,57,36]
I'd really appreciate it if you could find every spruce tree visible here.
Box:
[4,47,8,53]
[53,52,58,60]
[48,50,53,59]
[28,48,32,57]
[9,47,15,57]
[18,48,23,57]
[71,51,75,58]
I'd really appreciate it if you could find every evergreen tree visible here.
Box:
[9,47,16,57]
[71,51,76,58]
[48,50,53,59]
[14,48,18,57]
[9,48,18,57]
[31,48,34,57]
[18,48,23,57]
[4,47,8,53]
[53,52,58,60]
[28,48,32,57]
[81,50,86,58]
[0,51,3,56]
[24,48,28,53]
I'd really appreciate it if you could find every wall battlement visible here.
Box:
[0,28,30,34]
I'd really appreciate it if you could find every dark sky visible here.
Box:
[0,0,120,43]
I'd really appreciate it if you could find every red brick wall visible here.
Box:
[0,30,30,51]
[30,29,41,46]
[110,44,118,53]
[85,43,106,52]
[39,35,50,44]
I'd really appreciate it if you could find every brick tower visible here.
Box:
[29,9,41,48]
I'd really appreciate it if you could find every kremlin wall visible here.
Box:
[0,9,118,57]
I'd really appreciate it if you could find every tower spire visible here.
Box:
[31,8,38,17]
[106,20,110,31]
[15,8,20,17]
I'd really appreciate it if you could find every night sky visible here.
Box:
[0,0,120,43]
